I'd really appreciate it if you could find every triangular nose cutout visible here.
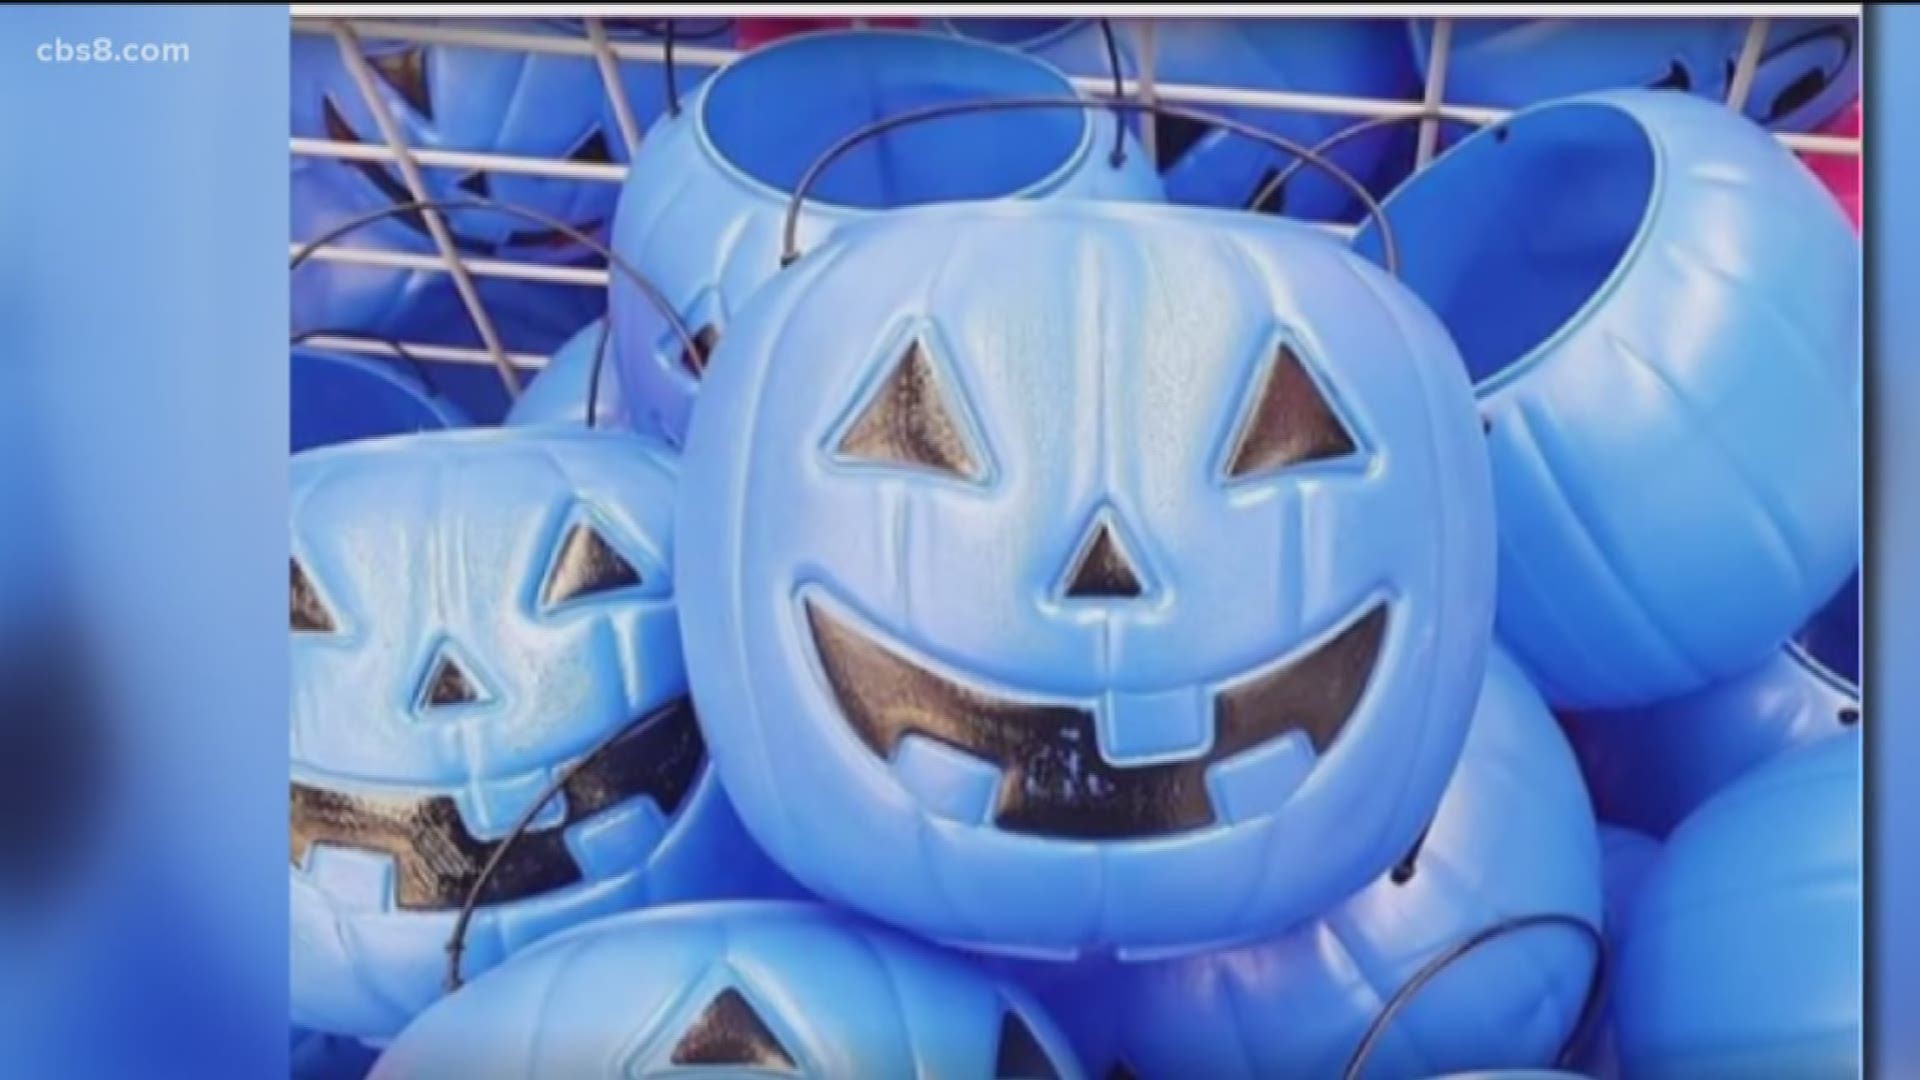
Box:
[670,987,797,1071]
[995,1010,1061,1079]
[1061,518,1145,600]
[419,649,485,710]
[455,171,491,198]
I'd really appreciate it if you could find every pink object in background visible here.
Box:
[736,18,921,50]
[1803,102,1861,230]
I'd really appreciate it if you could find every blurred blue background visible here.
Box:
[1871,5,1918,1076]
[0,7,286,1077]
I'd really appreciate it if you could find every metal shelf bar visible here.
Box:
[292,137,628,181]
[329,20,518,394]
[291,242,612,287]
[300,333,549,370]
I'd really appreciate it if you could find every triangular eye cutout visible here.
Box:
[995,1011,1061,1080]
[1648,59,1692,92]
[834,341,983,482]
[1060,519,1144,600]
[678,323,721,379]
[1223,344,1361,480]
[1247,166,1287,215]
[368,46,432,117]
[291,560,335,633]
[419,650,483,710]
[1153,113,1210,170]
[569,127,613,165]
[669,988,798,1072]
[1766,66,1831,125]
[455,171,491,199]
[541,523,643,610]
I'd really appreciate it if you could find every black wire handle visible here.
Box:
[442,713,643,992]
[1096,19,1128,168]
[778,97,1401,276]
[289,196,700,414]
[663,20,681,117]
[554,17,731,127]
[1248,110,1480,216]
[1340,912,1608,1080]
[584,316,614,429]
[650,17,737,118]
[640,19,742,118]
[290,328,444,400]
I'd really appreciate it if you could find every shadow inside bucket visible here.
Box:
[701,32,1091,210]
[1356,104,1656,388]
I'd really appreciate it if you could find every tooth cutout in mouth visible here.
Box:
[891,735,1005,825]
[290,697,702,910]
[803,597,1389,839]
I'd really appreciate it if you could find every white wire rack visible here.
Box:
[288,14,1865,392]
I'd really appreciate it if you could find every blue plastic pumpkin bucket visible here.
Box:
[1564,575,1860,837]
[1353,90,1859,709]
[1614,732,1861,1076]
[1413,17,1859,134]
[505,318,627,431]
[1005,651,1601,1078]
[291,148,605,357]
[368,902,1081,1079]
[290,344,468,453]
[289,225,751,1043]
[291,26,621,261]
[289,427,793,1042]
[609,29,1163,445]
[292,166,704,396]
[671,97,1496,957]
[290,29,615,352]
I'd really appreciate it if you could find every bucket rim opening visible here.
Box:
[1357,95,1663,399]
[694,28,1098,215]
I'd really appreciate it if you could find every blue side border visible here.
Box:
[1867,5,1917,1077]
[0,8,288,1077]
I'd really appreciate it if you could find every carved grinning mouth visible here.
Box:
[319,96,606,256]
[804,596,1388,839]
[290,697,702,910]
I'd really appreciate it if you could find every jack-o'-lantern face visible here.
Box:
[677,202,1497,955]
[802,335,1387,840]
[290,429,774,1040]
[290,431,693,909]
